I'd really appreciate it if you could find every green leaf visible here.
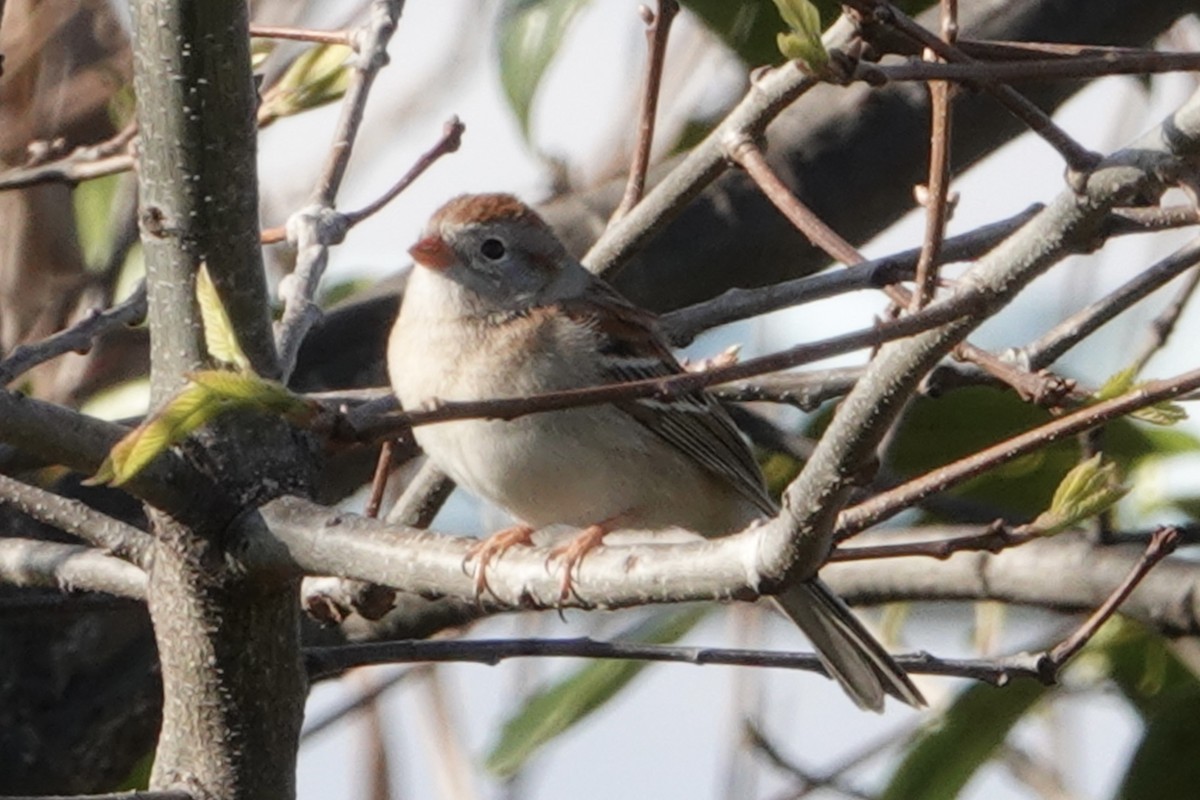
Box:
[485,606,706,777]
[861,386,1199,523]
[771,0,827,70]
[88,371,315,486]
[258,43,353,125]
[881,680,1047,800]
[497,0,591,139]
[1029,454,1129,536]
[72,173,122,271]
[1090,619,1200,799]
[681,1,934,68]
[89,382,218,486]
[1093,366,1187,426]
[188,369,315,422]
[196,263,251,371]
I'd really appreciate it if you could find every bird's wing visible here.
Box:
[556,282,775,516]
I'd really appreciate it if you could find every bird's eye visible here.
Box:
[480,238,506,260]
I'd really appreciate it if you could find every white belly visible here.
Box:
[389,290,757,535]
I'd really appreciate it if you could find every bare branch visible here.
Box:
[311,1,404,206]
[754,87,1200,586]
[304,635,1040,686]
[611,0,679,222]
[0,473,151,565]
[1038,526,1180,679]
[659,205,1039,344]
[1130,263,1200,373]
[340,116,464,229]
[1017,236,1200,371]
[849,0,1100,173]
[249,24,352,46]
[0,537,147,599]
[0,281,147,387]
[910,0,957,310]
[713,369,863,411]
[386,459,454,527]
[0,124,136,191]
[865,51,1200,85]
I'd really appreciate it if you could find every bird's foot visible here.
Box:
[463,524,535,599]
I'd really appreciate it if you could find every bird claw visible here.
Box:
[463,524,534,600]
[546,524,608,604]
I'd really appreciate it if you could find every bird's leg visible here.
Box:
[464,523,535,599]
[547,519,618,603]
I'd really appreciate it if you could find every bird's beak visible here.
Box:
[408,234,455,270]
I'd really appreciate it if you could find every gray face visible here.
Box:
[437,217,588,311]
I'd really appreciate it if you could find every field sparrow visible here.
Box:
[388,193,924,710]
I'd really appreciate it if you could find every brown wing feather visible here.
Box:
[556,282,775,516]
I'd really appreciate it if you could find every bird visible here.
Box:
[387,192,924,711]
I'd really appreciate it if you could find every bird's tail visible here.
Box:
[773,578,926,711]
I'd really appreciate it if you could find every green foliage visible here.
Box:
[72,173,122,271]
[1094,366,1187,427]
[89,268,316,486]
[497,0,592,139]
[683,1,934,66]
[882,680,1048,800]
[196,263,251,372]
[1093,620,1200,800]
[1029,454,1128,536]
[258,43,353,125]
[485,606,706,776]
[875,387,1199,520]
[88,370,315,486]
[771,0,827,70]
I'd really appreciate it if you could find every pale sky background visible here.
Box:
[246,4,1200,799]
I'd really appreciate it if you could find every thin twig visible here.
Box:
[849,0,1100,173]
[660,205,1040,344]
[249,23,352,46]
[0,124,137,191]
[864,51,1200,85]
[730,137,1072,405]
[0,281,148,387]
[747,720,875,800]
[301,667,421,739]
[831,520,1034,562]
[341,116,464,228]
[1017,236,1200,372]
[272,0,406,384]
[274,114,459,381]
[910,0,957,310]
[713,369,864,411]
[364,440,395,519]
[754,718,920,800]
[0,474,151,566]
[1037,526,1180,680]
[611,0,679,222]
[1130,265,1200,374]
[311,0,403,206]
[347,294,973,442]
[304,636,1041,685]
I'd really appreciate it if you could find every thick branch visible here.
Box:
[132,0,276,395]
[0,474,150,565]
[0,538,147,599]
